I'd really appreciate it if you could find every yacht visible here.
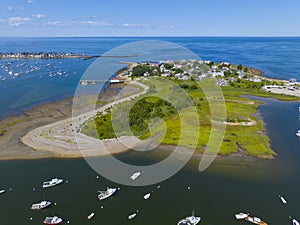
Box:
[31,201,51,210]
[296,130,300,137]
[42,178,63,188]
[43,216,63,225]
[0,189,5,194]
[87,212,95,220]
[98,187,117,200]
[128,212,138,220]
[279,195,287,204]
[235,213,249,219]
[130,172,141,180]
[293,219,300,225]
[177,211,201,225]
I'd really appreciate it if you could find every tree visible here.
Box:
[237,64,243,70]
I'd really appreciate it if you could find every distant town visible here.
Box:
[0,52,86,59]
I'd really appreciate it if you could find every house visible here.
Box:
[216,79,227,86]
[229,77,235,82]
[289,78,297,85]
[143,72,150,77]
[160,64,166,73]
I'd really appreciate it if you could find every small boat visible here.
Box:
[130,172,141,180]
[293,219,300,225]
[87,212,95,220]
[43,216,63,225]
[0,189,5,194]
[245,216,268,225]
[128,212,137,220]
[177,211,201,225]
[31,201,51,210]
[42,178,63,188]
[296,130,300,137]
[279,195,287,204]
[235,213,249,219]
[143,193,151,200]
[98,187,117,200]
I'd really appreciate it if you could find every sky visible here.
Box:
[0,0,300,37]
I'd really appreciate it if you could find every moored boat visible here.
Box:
[177,211,201,225]
[245,216,268,225]
[98,187,117,200]
[43,216,63,225]
[31,201,51,210]
[235,213,249,219]
[0,189,5,194]
[130,172,141,180]
[296,130,300,137]
[293,219,300,225]
[42,178,63,188]
[279,195,287,204]
[87,212,95,220]
[128,212,137,220]
[143,193,151,200]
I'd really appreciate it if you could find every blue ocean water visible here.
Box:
[0,37,300,119]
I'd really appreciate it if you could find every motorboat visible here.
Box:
[43,216,63,225]
[87,212,95,220]
[235,213,249,219]
[130,172,141,180]
[293,219,300,225]
[98,187,117,200]
[31,201,51,210]
[177,211,201,225]
[143,193,151,200]
[42,178,63,188]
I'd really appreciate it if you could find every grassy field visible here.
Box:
[82,78,300,158]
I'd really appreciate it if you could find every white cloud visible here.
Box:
[32,14,45,19]
[121,23,150,28]
[48,21,77,26]
[0,19,5,24]
[8,6,13,11]
[27,0,35,3]
[7,17,30,26]
[81,21,113,26]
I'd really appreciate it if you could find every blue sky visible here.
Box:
[1,0,300,37]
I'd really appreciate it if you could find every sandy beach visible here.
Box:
[0,81,147,160]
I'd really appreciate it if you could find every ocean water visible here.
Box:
[0,37,300,119]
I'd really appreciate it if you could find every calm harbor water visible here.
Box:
[0,37,300,224]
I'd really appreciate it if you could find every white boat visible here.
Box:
[0,189,5,194]
[128,213,137,220]
[87,212,95,220]
[293,219,300,225]
[296,130,300,137]
[31,201,51,210]
[177,211,201,225]
[98,187,117,200]
[43,216,63,225]
[130,172,141,180]
[235,213,249,219]
[279,195,287,204]
[42,178,63,188]
[143,193,151,200]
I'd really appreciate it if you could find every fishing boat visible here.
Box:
[42,178,63,188]
[279,195,287,204]
[235,213,249,219]
[293,219,300,225]
[130,172,141,180]
[245,216,268,225]
[31,201,51,210]
[0,189,5,194]
[143,193,151,200]
[98,187,117,200]
[87,212,95,220]
[43,216,63,225]
[177,211,201,225]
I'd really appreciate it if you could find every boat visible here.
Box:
[235,213,249,219]
[31,201,51,210]
[43,216,63,225]
[279,195,287,204]
[245,216,268,225]
[296,130,300,137]
[42,178,63,188]
[110,78,124,84]
[293,219,300,225]
[130,172,141,180]
[128,212,137,220]
[177,211,201,225]
[87,212,95,220]
[98,187,117,200]
[0,189,5,194]
[143,193,151,200]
